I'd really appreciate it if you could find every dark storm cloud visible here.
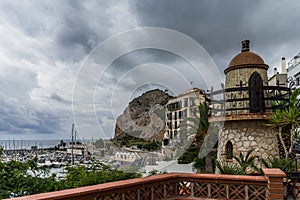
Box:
[50,93,72,104]
[0,0,138,139]
[0,98,62,135]
[132,1,253,52]
[95,49,205,108]
[108,49,183,74]
[52,0,138,62]
[131,0,300,68]
[1,0,300,139]
[55,15,96,53]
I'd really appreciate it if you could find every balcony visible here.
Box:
[10,168,285,200]
[208,85,290,122]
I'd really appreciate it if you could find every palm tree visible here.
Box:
[260,155,289,169]
[290,88,300,108]
[267,88,300,158]
[284,88,300,155]
[267,109,289,158]
[177,103,211,168]
[283,106,300,155]
[216,148,258,175]
[232,148,257,172]
[179,103,209,138]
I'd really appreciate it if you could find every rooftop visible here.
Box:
[225,40,268,74]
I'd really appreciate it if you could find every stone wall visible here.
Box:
[217,120,279,163]
[224,67,270,114]
[225,67,268,88]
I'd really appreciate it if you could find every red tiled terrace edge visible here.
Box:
[8,168,285,200]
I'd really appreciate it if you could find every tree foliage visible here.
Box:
[215,160,246,175]
[267,88,300,158]
[178,103,209,164]
[62,162,141,189]
[0,158,59,198]
[0,158,141,199]
[94,138,104,148]
[216,148,258,175]
[260,156,290,169]
[231,148,257,172]
[137,141,160,151]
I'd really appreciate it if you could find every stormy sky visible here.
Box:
[1,0,300,140]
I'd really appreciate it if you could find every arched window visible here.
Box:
[249,71,265,113]
[225,141,233,159]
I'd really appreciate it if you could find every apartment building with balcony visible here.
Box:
[162,88,206,157]
[288,52,300,88]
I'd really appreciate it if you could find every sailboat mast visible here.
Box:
[71,123,74,166]
[92,137,94,156]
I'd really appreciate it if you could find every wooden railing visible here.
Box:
[10,169,286,200]
[208,85,290,116]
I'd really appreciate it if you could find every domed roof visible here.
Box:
[225,40,268,74]
[228,51,265,68]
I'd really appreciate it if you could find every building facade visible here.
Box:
[162,88,205,157]
[268,57,288,87]
[287,52,300,88]
[164,88,205,144]
[209,40,290,169]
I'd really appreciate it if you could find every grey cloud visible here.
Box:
[0,97,66,135]
[131,0,300,68]
[1,0,300,139]
[50,93,72,104]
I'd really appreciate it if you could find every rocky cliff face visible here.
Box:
[114,89,172,142]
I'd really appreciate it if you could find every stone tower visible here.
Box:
[211,40,283,165]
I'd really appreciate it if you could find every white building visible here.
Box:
[288,53,300,88]
[162,88,206,157]
[145,160,194,176]
[114,151,140,162]
[268,57,287,87]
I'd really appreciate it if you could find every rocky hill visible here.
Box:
[114,89,172,142]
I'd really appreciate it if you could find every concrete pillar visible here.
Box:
[281,57,287,74]
[262,168,286,200]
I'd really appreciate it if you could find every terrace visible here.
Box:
[11,168,285,200]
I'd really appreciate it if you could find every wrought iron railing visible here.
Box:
[208,85,290,116]
[283,156,300,200]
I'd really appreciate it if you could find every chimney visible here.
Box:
[281,57,287,74]
[241,40,250,52]
[274,67,278,75]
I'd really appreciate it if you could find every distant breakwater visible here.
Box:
[0,139,94,151]
[3,147,56,155]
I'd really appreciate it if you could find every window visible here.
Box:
[167,113,172,120]
[190,108,198,117]
[167,122,172,129]
[168,102,181,111]
[249,72,265,113]
[190,98,196,106]
[182,109,187,118]
[184,98,188,107]
[225,141,233,159]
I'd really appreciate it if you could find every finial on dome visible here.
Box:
[241,40,250,52]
